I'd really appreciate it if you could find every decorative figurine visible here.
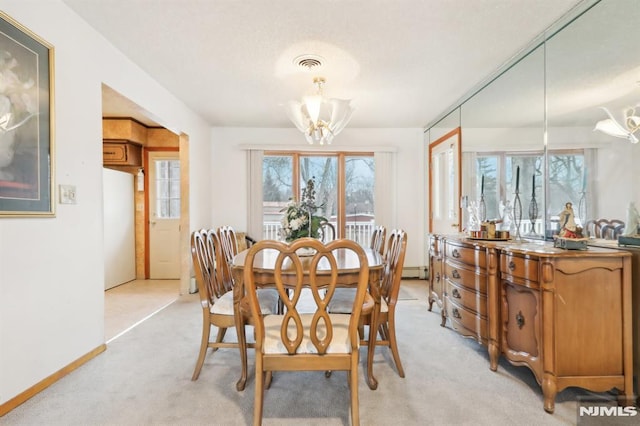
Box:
[499,199,513,233]
[554,201,587,249]
[467,201,481,232]
[622,202,639,236]
[558,202,583,238]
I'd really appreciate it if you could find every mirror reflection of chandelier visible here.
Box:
[285,77,354,145]
[594,106,640,144]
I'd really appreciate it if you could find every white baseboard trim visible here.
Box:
[402,266,428,279]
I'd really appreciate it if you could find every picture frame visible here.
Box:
[0,12,55,217]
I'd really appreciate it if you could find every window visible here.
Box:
[262,152,375,245]
[300,155,338,223]
[155,159,180,218]
[345,156,375,244]
[474,149,584,234]
[475,155,499,220]
[263,156,293,238]
[547,151,585,224]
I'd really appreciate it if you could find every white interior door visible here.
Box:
[103,168,136,289]
[149,151,181,279]
[430,128,461,234]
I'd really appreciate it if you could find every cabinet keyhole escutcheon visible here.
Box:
[452,270,461,279]
[452,308,461,319]
[452,249,460,258]
[452,288,461,299]
[509,261,516,271]
[516,310,525,329]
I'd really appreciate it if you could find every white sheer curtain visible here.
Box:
[374,152,397,229]
[247,150,264,240]
[582,148,597,222]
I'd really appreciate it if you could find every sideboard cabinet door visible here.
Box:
[501,280,542,383]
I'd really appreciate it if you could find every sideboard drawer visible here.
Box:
[446,297,488,342]
[444,261,487,294]
[445,279,487,317]
[501,253,539,283]
[445,242,486,267]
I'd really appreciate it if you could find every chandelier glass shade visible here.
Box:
[594,106,640,144]
[285,77,354,145]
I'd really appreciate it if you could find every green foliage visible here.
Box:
[280,178,327,242]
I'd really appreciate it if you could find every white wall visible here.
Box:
[209,127,427,270]
[0,0,211,406]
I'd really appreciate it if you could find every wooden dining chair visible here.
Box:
[369,229,408,378]
[236,231,257,251]
[190,228,238,381]
[216,226,241,299]
[243,237,370,426]
[218,225,238,262]
[370,225,386,255]
[190,228,278,388]
[329,229,408,385]
[319,220,336,243]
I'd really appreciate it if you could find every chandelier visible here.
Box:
[285,77,354,145]
[594,106,640,144]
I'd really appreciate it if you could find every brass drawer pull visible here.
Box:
[435,272,440,282]
[452,249,460,258]
[516,310,525,329]
[451,288,461,299]
[452,308,462,319]
[452,269,461,279]
[508,261,516,271]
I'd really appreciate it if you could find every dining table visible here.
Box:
[231,245,385,391]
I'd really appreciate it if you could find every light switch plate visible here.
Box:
[59,184,77,204]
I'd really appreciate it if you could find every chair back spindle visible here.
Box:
[370,225,386,255]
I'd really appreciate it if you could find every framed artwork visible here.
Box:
[0,12,54,217]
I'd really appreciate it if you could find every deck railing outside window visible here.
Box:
[263,221,375,246]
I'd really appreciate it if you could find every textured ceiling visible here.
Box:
[62,0,583,129]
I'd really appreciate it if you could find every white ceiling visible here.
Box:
[62,0,583,130]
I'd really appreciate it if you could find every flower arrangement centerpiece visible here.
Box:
[280,178,327,243]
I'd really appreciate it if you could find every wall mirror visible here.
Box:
[460,45,545,239]
[427,0,640,240]
[428,108,460,142]
[546,0,640,239]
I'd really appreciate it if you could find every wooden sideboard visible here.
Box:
[430,234,635,413]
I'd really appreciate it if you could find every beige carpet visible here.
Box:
[2,280,606,425]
